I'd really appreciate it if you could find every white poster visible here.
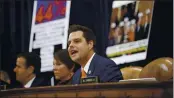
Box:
[29,0,71,72]
[107,1,154,64]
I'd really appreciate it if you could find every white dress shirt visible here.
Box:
[83,53,95,74]
[24,76,36,88]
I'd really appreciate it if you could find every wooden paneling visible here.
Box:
[0,80,172,98]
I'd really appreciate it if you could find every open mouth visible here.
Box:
[70,50,78,56]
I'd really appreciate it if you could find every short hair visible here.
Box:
[121,5,127,10]
[68,25,96,48]
[54,49,78,73]
[17,52,41,74]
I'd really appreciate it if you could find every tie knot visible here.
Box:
[81,68,87,78]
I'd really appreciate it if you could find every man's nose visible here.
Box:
[69,42,76,50]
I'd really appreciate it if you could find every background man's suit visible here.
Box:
[72,54,123,84]
[30,76,51,87]
[12,76,51,88]
[135,25,144,41]
[143,23,150,39]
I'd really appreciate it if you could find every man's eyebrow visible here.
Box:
[74,38,81,41]
[68,38,81,43]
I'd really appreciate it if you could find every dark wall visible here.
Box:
[147,1,173,59]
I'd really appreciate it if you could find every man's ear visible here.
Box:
[88,40,94,50]
[28,66,34,74]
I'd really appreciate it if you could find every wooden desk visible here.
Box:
[0,80,172,98]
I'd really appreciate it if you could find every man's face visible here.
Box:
[14,57,31,83]
[68,31,92,63]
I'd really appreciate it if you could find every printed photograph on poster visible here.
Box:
[106,1,154,64]
[35,1,66,24]
[29,0,71,72]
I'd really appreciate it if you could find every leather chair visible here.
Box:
[139,57,173,81]
[121,66,143,80]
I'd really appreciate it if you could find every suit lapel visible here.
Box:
[87,54,97,77]
[31,77,43,87]
[76,70,81,83]
[31,78,37,87]
[73,69,81,84]
[72,54,99,84]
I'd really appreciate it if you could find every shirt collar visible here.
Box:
[24,76,36,88]
[82,53,95,73]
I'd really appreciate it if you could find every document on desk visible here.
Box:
[119,78,157,82]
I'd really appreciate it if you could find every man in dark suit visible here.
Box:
[143,9,151,39]
[143,22,149,39]
[67,25,123,84]
[13,52,50,88]
[135,12,144,41]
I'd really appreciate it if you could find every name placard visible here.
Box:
[81,76,99,84]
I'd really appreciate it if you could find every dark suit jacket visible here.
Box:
[30,76,51,87]
[55,78,72,85]
[9,76,51,89]
[143,23,150,39]
[72,54,123,84]
[135,25,144,41]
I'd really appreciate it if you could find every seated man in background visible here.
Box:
[53,49,79,85]
[0,70,11,84]
[13,52,50,88]
[68,25,123,84]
